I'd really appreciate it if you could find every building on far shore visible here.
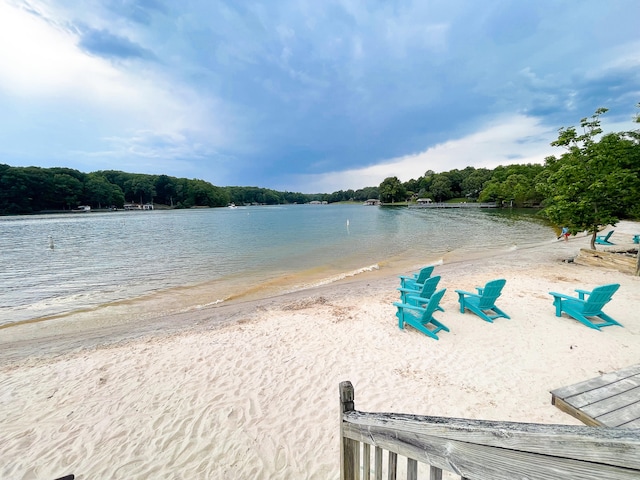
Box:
[124,203,154,210]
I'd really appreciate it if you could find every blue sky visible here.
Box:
[1,1,638,193]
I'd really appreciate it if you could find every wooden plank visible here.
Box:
[550,364,640,399]
[595,401,640,428]
[375,447,383,480]
[551,396,603,426]
[550,366,640,427]
[564,376,640,409]
[388,451,397,480]
[429,465,442,480]
[407,458,417,480]
[580,386,640,418]
[342,411,640,471]
[574,248,637,274]
[342,421,640,480]
[623,418,640,429]
[340,381,358,480]
[363,443,371,480]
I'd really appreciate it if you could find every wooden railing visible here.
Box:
[339,381,640,480]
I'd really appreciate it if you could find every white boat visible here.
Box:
[72,205,91,213]
[228,203,238,209]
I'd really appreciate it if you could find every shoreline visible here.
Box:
[1,223,639,478]
[0,231,584,363]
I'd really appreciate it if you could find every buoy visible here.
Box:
[48,236,54,249]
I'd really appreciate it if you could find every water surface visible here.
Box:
[0,205,554,328]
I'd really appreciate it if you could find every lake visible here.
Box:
[0,204,555,329]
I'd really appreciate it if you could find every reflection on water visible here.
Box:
[0,205,553,327]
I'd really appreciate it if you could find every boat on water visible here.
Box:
[228,203,238,209]
[72,205,91,213]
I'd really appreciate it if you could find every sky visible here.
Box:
[0,1,639,194]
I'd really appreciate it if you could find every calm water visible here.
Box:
[0,205,554,328]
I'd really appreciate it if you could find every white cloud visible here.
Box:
[0,2,232,167]
[290,114,559,193]
[0,2,94,96]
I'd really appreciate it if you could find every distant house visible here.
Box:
[416,198,432,205]
[124,203,154,210]
[363,199,381,206]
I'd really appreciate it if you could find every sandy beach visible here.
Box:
[2,222,639,479]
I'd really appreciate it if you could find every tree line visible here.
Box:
[380,106,640,249]
[1,106,639,244]
[0,166,381,214]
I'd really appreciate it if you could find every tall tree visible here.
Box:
[537,107,640,249]
[379,177,406,203]
[429,174,452,202]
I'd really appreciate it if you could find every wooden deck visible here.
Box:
[550,364,640,428]
[341,381,640,480]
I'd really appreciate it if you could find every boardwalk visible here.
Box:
[550,364,640,428]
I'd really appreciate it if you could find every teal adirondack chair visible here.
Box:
[455,279,510,322]
[595,230,615,245]
[399,265,434,289]
[549,284,622,330]
[397,275,444,312]
[633,234,639,244]
[393,288,449,340]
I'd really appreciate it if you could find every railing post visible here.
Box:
[340,381,357,480]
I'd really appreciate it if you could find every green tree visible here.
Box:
[379,176,406,203]
[124,175,156,204]
[85,174,124,208]
[53,173,84,209]
[155,174,178,206]
[537,107,640,249]
[187,179,228,207]
[429,174,452,202]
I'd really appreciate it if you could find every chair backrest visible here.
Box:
[477,279,506,309]
[415,266,435,284]
[422,288,446,317]
[582,283,620,315]
[418,275,441,299]
[601,231,613,240]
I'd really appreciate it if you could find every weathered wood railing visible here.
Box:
[339,381,640,480]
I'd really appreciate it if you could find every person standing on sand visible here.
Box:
[561,226,570,242]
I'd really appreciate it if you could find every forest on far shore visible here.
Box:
[0,162,540,214]
[2,108,639,231]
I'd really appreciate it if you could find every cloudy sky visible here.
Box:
[1,1,638,193]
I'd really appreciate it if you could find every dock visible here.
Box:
[407,202,498,209]
[550,364,640,428]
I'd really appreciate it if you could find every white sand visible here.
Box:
[2,223,639,479]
